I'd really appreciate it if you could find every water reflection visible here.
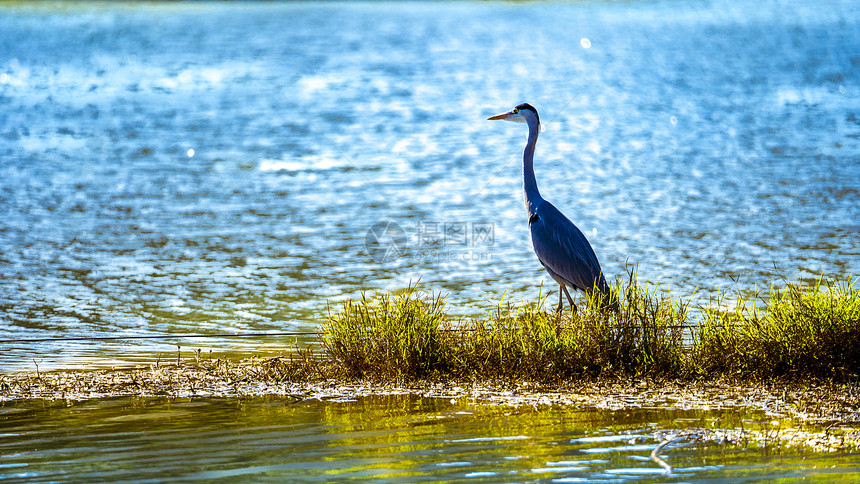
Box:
[0,0,858,369]
[1,395,859,482]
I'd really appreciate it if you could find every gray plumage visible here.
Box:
[488,103,610,312]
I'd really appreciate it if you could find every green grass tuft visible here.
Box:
[444,267,690,383]
[694,277,860,380]
[320,273,859,384]
[321,286,450,381]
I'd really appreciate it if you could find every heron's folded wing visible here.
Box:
[529,202,605,292]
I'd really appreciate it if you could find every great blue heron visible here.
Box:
[488,103,610,312]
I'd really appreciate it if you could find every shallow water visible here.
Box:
[1,395,859,483]
[1,0,859,369]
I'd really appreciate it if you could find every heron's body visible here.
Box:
[488,103,610,311]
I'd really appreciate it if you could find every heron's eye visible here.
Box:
[512,108,519,114]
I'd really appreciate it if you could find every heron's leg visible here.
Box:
[562,286,576,314]
[556,286,564,313]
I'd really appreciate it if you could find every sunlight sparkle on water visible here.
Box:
[1,0,858,375]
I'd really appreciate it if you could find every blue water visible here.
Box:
[1,0,859,369]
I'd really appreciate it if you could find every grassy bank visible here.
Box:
[322,272,859,383]
[2,272,857,402]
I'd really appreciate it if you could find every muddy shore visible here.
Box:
[3,357,860,452]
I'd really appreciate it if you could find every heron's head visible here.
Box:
[487,103,540,125]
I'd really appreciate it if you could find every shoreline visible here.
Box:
[3,357,860,452]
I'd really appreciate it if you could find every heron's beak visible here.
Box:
[487,111,512,121]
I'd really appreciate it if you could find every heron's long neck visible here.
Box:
[523,119,542,213]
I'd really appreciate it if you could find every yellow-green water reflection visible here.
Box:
[2,395,859,482]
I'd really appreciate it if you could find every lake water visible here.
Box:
[1,0,860,369]
[1,1,860,480]
[2,394,860,483]
[2,0,858,370]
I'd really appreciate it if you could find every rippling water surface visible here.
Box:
[1,1,859,368]
[2,395,859,483]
